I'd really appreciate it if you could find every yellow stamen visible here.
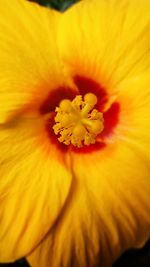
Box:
[53,93,104,147]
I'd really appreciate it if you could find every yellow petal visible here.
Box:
[27,0,150,266]
[0,115,72,261]
[28,139,150,267]
[1,0,150,266]
[58,0,150,95]
[0,0,70,124]
[116,74,150,155]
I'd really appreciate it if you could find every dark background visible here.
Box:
[1,0,149,266]
[28,0,79,11]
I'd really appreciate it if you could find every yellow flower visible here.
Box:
[0,0,150,266]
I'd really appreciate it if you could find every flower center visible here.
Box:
[53,93,104,147]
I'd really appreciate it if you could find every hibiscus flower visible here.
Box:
[0,0,150,266]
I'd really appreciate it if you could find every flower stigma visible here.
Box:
[53,93,104,147]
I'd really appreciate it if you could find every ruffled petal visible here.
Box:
[27,139,150,267]
[0,0,71,124]
[58,0,150,96]
[1,0,150,266]
[0,114,72,261]
[27,0,150,266]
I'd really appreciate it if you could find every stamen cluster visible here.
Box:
[53,93,104,147]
